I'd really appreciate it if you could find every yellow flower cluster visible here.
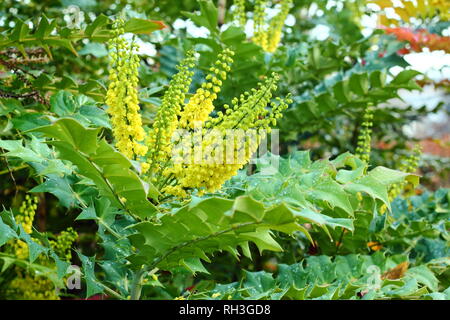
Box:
[6,271,59,300]
[49,227,78,262]
[251,0,293,53]
[145,52,196,176]
[13,195,38,259]
[179,49,234,129]
[162,73,291,197]
[106,19,147,162]
[355,107,374,164]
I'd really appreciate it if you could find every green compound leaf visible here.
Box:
[127,196,312,272]
[0,15,166,56]
[281,69,421,133]
[31,118,158,219]
[191,254,444,300]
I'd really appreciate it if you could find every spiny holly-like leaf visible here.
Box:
[30,177,79,208]
[281,68,421,132]
[76,205,98,221]
[49,91,110,128]
[77,252,104,298]
[191,253,443,300]
[0,15,166,55]
[0,139,42,162]
[127,195,312,272]
[31,118,158,219]
[0,215,17,247]
[240,152,417,217]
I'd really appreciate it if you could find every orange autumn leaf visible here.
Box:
[382,27,450,53]
[367,241,383,251]
[381,261,409,280]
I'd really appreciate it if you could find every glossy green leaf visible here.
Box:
[31,118,158,219]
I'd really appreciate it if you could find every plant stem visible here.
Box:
[334,227,346,256]
[99,283,127,300]
[218,0,227,26]
[0,164,28,175]
[99,219,122,239]
[130,268,146,300]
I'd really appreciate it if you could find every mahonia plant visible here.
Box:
[106,19,148,165]
[137,49,291,198]
[104,39,292,198]
[162,74,290,197]
[178,49,234,129]
[235,0,293,53]
[5,196,50,299]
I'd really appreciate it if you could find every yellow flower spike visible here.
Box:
[250,0,292,52]
[253,0,268,50]
[135,48,290,198]
[106,20,147,162]
[13,195,39,259]
[234,0,247,27]
[355,106,374,164]
[179,48,234,129]
[145,51,196,176]
[266,0,293,53]
[388,143,422,201]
